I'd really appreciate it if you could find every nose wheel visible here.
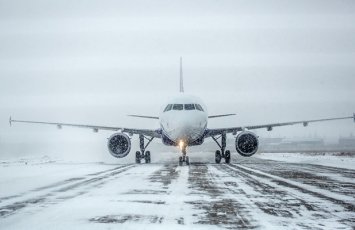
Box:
[178,146,190,166]
[179,155,189,166]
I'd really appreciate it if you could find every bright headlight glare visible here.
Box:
[179,140,184,149]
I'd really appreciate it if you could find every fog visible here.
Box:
[0,0,354,161]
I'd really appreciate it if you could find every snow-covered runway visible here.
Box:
[0,156,354,229]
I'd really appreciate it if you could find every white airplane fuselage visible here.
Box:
[159,94,208,147]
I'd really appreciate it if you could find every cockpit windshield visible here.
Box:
[164,104,172,112]
[184,104,195,110]
[173,104,184,110]
[164,104,204,112]
[195,104,204,111]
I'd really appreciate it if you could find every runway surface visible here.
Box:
[0,156,354,229]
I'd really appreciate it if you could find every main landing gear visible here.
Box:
[211,132,231,164]
[178,146,190,166]
[135,134,154,164]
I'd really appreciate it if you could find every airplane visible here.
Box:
[9,58,355,165]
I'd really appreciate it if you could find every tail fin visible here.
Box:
[180,57,184,93]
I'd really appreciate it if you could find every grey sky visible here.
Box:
[0,0,354,158]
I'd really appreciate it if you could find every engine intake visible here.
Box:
[107,133,131,158]
[235,131,259,157]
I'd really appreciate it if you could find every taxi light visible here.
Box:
[179,140,184,150]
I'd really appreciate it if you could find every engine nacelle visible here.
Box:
[235,131,259,157]
[107,133,131,158]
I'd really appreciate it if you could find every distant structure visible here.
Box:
[258,136,355,152]
[259,138,284,145]
[338,135,355,147]
[280,138,325,147]
[177,135,355,153]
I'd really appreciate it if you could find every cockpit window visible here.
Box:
[195,104,204,111]
[184,104,195,110]
[173,104,183,110]
[164,104,172,112]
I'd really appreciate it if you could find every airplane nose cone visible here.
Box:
[168,115,205,142]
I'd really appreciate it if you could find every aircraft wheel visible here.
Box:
[215,150,222,164]
[145,151,151,163]
[225,150,231,164]
[186,156,190,165]
[179,156,183,166]
[135,151,141,164]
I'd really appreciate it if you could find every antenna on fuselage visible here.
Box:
[180,57,184,93]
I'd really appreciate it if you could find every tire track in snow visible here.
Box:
[0,164,132,204]
[0,165,135,218]
[216,163,354,229]
[229,163,355,212]
[90,164,185,226]
[187,163,258,229]
[237,158,355,199]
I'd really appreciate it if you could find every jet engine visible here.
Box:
[235,131,259,157]
[107,133,131,158]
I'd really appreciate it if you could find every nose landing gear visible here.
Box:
[212,132,231,164]
[135,135,154,164]
[178,146,190,166]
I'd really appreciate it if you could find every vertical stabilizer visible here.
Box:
[180,57,184,93]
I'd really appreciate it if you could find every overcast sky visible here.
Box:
[0,0,354,159]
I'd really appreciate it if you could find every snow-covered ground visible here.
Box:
[0,156,117,198]
[256,152,355,170]
[0,154,354,229]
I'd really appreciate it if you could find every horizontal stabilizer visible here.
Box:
[208,114,236,119]
[128,115,159,119]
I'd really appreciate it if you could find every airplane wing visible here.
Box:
[9,117,162,138]
[208,114,236,119]
[128,115,159,119]
[205,114,355,137]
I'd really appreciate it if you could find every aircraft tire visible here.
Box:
[179,156,183,166]
[225,150,231,164]
[215,150,222,164]
[135,151,141,164]
[186,156,190,165]
[145,151,151,163]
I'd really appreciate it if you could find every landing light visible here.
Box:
[179,140,184,150]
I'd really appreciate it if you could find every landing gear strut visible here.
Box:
[211,132,231,164]
[178,146,190,166]
[135,134,154,164]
